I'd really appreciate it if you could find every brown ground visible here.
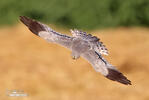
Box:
[0,25,149,100]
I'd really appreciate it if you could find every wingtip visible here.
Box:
[19,16,46,35]
[19,16,29,24]
[19,16,24,19]
[106,68,131,85]
[19,16,32,28]
[19,16,23,19]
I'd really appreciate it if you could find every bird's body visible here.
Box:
[20,16,131,85]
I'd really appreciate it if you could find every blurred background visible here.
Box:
[0,0,149,100]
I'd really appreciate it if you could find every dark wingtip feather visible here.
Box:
[19,16,45,35]
[106,68,131,85]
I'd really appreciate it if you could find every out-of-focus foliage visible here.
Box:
[0,0,149,29]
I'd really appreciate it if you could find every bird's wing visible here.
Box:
[81,50,131,85]
[19,16,73,49]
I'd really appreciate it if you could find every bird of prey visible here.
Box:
[19,16,131,85]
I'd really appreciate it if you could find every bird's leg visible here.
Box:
[71,51,80,60]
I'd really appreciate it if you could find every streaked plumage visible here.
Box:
[20,16,131,85]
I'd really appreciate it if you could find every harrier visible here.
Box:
[20,16,131,85]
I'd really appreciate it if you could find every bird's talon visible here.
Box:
[72,56,76,60]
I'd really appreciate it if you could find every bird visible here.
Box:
[19,16,131,85]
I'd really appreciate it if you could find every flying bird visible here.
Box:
[19,16,131,85]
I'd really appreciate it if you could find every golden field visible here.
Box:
[0,25,149,100]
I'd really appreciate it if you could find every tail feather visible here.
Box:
[106,68,131,85]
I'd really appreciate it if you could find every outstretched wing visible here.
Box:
[82,50,131,85]
[19,16,73,49]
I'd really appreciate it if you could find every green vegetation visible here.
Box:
[0,0,149,29]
